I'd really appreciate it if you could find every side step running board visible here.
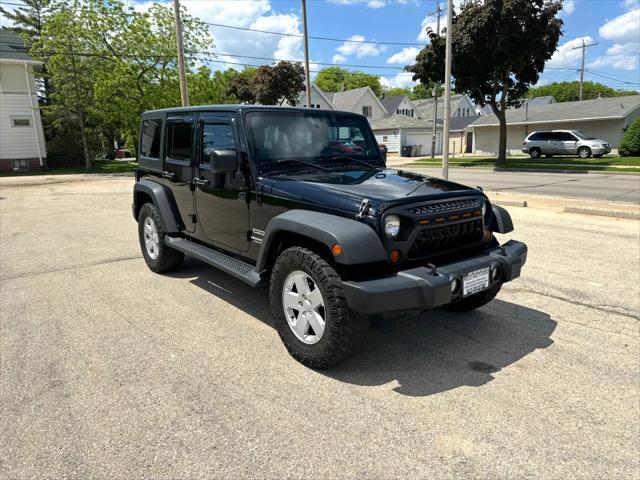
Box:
[165,237,263,287]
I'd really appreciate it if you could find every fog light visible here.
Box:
[491,266,501,282]
[451,278,461,295]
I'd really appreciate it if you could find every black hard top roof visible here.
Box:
[142,104,361,117]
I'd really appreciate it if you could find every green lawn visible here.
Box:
[409,156,640,172]
[0,160,138,177]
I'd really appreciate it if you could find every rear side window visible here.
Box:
[166,122,193,162]
[528,132,543,141]
[140,119,162,158]
[560,132,577,141]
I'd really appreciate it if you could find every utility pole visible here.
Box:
[441,0,453,180]
[430,0,441,159]
[301,0,312,108]
[173,0,189,106]
[572,39,597,101]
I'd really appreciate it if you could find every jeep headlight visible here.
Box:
[384,214,401,238]
[481,202,487,217]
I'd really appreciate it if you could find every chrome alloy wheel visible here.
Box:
[143,216,160,260]
[282,270,326,345]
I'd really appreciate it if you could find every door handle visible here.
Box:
[162,170,176,181]
[193,177,209,186]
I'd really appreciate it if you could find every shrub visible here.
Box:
[619,117,640,157]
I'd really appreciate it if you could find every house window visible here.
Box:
[12,159,29,171]
[11,117,31,127]
[382,135,388,142]
[362,106,372,117]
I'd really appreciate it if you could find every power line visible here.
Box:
[585,69,640,85]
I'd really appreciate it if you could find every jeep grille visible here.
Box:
[407,199,480,216]
[408,218,484,258]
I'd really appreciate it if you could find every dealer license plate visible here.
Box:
[463,267,490,297]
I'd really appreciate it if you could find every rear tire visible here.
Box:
[444,283,502,312]
[270,247,368,368]
[138,203,184,273]
[578,146,591,159]
[529,148,542,159]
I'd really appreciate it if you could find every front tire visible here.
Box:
[138,203,184,273]
[578,146,591,159]
[270,247,368,368]
[444,283,502,312]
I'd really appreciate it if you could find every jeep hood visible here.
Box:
[260,169,483,215]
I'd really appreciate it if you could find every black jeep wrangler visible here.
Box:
[133,106,527,368]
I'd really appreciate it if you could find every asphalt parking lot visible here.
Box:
[1,175,639,479]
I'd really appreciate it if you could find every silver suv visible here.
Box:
[522,130,611,159]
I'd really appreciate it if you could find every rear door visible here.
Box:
[193,112,251,253]
[547,132,563,154]
[163,114,196,233]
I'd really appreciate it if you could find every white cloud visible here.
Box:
[590,42,640,71]
[386,47,420,65]
[562,0,576,16]
[547,36,595,68]
[622,0,639,10]
[594,8,640,71]
[417,0,464,41]
[332,54,347,64]
[380,74,417,89]
[599,8,640,43]
[334,34,386,60]
[329,0,387,8]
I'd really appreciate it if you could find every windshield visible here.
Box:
[246,110,382,172]
[573,130,595,140]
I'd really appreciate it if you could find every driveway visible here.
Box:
[1,176,638,479]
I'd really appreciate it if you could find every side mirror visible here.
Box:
[209,149,238,173]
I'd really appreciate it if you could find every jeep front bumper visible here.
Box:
[342,240,527,314]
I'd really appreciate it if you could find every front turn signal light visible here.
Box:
[331,244,343,256]
[483,228,493,242]
[390,249,401,264]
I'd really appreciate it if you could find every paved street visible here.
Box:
[1,175,639,479]
[400,166,640,204]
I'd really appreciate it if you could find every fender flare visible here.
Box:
[490,204,514,234]
[256,210,387,271]
[133,178,182,233]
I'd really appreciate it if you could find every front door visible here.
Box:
[193,113,251,253]
[560,131,579,155]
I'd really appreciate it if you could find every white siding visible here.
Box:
[394,96,416,117]
[406,131,441,156]
[452,96,480,118]
[0,63,46,160]
[374,129,400,152]
[293,85,334,110]
[472,117,634,155]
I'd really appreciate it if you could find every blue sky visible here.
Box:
[2,0,639,92]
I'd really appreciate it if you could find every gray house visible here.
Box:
[470,95,640,155]
[0,29,46,172]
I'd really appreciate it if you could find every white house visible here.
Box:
[470,95,640,155]
[293,83,335,110]
[380,94,416,117]
[328,86,387,120]
[0,29,46,172]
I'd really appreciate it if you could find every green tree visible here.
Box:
[190,67,239,105]
[315,66,382,97]
[525,81,638,102]
[382,87,411,98]
[619,117,640,157]
[407,0,563,163]
[227,62,305,105]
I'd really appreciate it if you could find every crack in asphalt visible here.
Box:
[510,283,639,321]
[0,255,142,282]
[607,187,640,201]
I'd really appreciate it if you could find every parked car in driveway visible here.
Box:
[522,130,612,158]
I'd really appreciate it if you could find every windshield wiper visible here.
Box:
[319,155,380,170]
[268,158,330,172]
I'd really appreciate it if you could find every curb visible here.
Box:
[564,206,640,220]
[405,165,639,175]
[493,200,528,208]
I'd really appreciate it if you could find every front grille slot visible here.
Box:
[407,198,480,216]
[409,218,483,258]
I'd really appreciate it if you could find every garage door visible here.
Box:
[406,132,441,156]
